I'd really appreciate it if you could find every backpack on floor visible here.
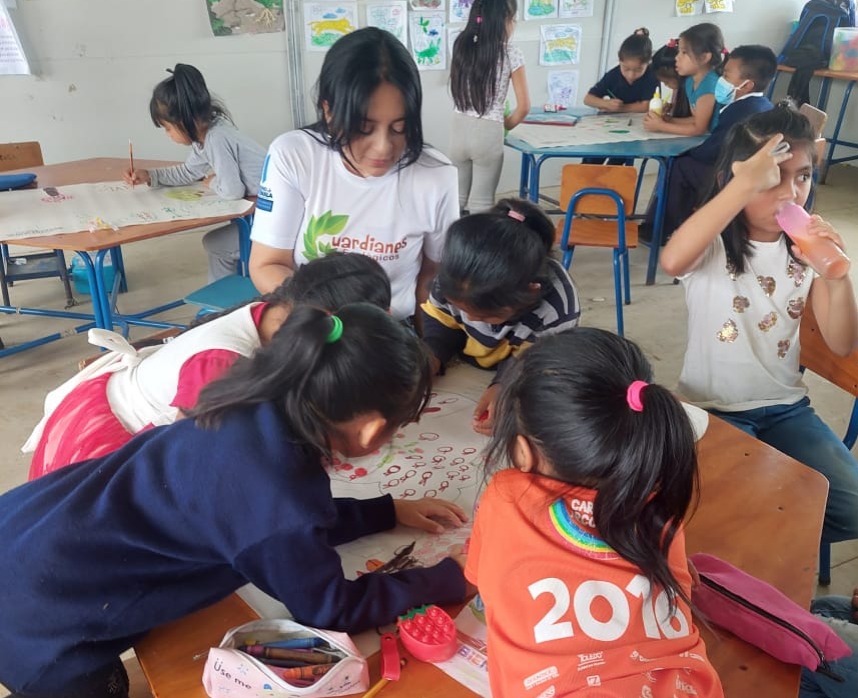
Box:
[777,0,856,104]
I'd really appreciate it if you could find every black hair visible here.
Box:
[437,197,555,312]
[706,101,817,274]
[487,327,699,612]
[450,0,518,116]
[618,27,652,63]
[305,27,424,169]
[186,252,392,330]
[726,45,778,93]
[679,22,726,71]
[149,63,232,144]
[190,303,432,457]
[651,44,691,118]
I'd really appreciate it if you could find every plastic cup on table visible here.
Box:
[776,203,851,280]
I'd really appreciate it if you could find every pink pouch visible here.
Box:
[690,553,852,681]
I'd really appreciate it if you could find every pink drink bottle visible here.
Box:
[776,203,850,280]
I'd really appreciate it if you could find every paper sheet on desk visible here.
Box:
[434,597,492,697]
[512,114,684,148]
[0,181,251,240]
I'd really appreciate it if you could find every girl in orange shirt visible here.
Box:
[465,328,724,697]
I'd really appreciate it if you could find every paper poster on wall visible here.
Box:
[410,11,446,70]
[675,0,704,16]
[448,0,473,23]
[705,0,733,12]
[525,0,559,20]
[206,0,284,36]
[547,70,579,108]
[0,4,29,75]
[448,27,462,59]
[410,0,443,9]
[304,2,357,51]
[366,2,408,44]
[539,23,581,66]
[559,0,593,18]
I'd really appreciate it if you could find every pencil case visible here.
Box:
[202,618,370,698]
[690,553,851,681]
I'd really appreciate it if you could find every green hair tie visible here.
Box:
[326,315,343,343]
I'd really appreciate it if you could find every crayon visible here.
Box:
[259,637,328,650]
[277,663,336,681]
[256,657,309,668]
[238,645,336,664]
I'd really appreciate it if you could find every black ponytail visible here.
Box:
[149,63,232,143]
[437,197,556,311]
[487,328,699,613]
[189,303,432,456]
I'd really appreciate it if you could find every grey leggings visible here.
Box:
[449,112,505,213]
[202,221,240,283]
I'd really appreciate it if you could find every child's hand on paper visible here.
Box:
[472,384,500,436]
[123,168,150,186]
[643,112,665,132]
[393,498,469,534]
[600,98,624,112]
[448,544,478,596]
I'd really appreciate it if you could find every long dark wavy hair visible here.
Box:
[704,102,817,275]
[438,197,556,311]
[651,44,691,118]
[149,63,232,144]
[304,27,424,169]
[450,0,518,116]
[190,304,432,457]
[679,22,726,71]
[487,328,699,612]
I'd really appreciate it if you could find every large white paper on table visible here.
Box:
[0,182,252,240]
[0,3,29,75]
[511,113,684,149]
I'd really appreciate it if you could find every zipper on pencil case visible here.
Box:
[699,574,845,683]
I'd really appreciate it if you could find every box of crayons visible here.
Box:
[202,619,370,697]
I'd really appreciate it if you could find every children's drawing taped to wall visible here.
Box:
[559,0,593,18]
[206,0,285,37]
[409,10,446,70]
[304,2,358,51]
[676,0,704,16]
[0,3,29,75]
[539,23,581,66]
[365,1,408,44]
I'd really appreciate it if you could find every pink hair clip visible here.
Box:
[507,209,525,222]
[476,16,482,23]
[722,47,729,55]
[626,380,648,412]
[666,38,678,49]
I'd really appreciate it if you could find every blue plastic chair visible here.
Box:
[555,164,639,336]
[799,302,858,585]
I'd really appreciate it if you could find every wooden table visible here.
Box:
[0,158,253,357]
[768,65,858,182]
[135,410,827,698]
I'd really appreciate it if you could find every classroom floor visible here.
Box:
[2,166,858,697]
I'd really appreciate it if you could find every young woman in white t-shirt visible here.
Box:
[449,0,530,213]
[250,27,459,325]
[660,104,858,547]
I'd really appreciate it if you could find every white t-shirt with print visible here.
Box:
[251,130,459,319]
[456,45,525,123]
[678,235,817,412]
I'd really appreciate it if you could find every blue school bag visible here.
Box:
[778,0,856,104]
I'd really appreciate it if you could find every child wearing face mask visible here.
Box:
[642,45,776,245]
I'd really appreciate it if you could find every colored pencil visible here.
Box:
[128,139,135,189]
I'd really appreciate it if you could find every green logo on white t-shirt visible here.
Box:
[303,210,350,261]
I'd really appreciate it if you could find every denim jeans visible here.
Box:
[709,398,858,544]
[800,596,858,697]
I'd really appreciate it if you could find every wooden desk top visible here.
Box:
[776,64,858,81]
[1,158,253,252]
[135,415,827,698]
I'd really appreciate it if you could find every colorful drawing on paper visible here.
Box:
[205,0,284,36]
[675,0,703,16]
[704,0,733,12]
[409,11,446,70]
[304,2,357,51]
[539,23,581,66]
[409,0,443,9]
[436,596,491,698]
[547,69,579,108]
[1,182,251,241]
[512,113,682,148]
[525,0,558,20]
[365,1,408,44]
[448,0,473,23]
[448,27,462,59]
[559,0,592,18]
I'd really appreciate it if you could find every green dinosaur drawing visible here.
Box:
[415,16,441,65]
[302,210,349,261]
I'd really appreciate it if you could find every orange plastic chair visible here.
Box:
[555,164,639,336]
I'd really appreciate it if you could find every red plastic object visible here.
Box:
[397,605,458,662]
[379,633,401,681]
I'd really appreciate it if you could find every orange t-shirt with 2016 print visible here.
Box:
[465,469,724,698]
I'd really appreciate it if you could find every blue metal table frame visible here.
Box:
[0,158,253,358]
[505,130,704,285]
[768,65,858,182]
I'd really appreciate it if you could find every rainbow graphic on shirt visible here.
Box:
[548,498,619,560]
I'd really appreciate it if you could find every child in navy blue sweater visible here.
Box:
[0,304,468,698]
